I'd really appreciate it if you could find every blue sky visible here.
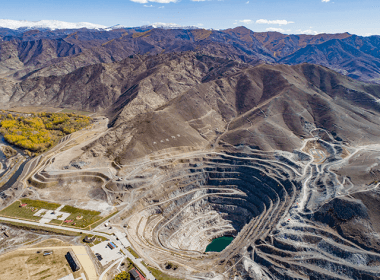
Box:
[2,0,379,35]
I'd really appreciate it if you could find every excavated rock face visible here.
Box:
[3,49,380,279]
[111,145,380,279]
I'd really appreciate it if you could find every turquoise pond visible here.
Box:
[205,236,234,252]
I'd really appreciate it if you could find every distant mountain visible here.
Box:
[143,22,200,29]
[0,19,200,33]
[280,38,380,83]
[0,25,380,83]
[0,19,108,31]
[250,30,352,58]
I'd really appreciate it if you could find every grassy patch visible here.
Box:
[127,247,140,258]
[0,111,91,153]
[48,219,63,225]
[87,210,118,230]
[0,199,59,221]
[21,199,61,210]
[147,267,183,280]
[0,198,115,230]
[94,236,108,245]
[78,233,108,247]
[0,220,80,236]
[60,205,102,229]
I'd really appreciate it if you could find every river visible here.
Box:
[0,135,28,193]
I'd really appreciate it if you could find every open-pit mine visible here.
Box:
[2,114,380,279]
[1,35,380,280]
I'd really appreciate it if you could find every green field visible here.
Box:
[87,210,118,230]
[127,247,140,258]
[56,205,101,228]
[0,199,106,229]
[0,199,61,221]
[21,199,61,210]
[147,267,182,280]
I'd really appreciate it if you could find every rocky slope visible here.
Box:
[2,50,380,159]
[1,26,380,83]
[75,57,380,163]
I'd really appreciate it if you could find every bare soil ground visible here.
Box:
[30,238,73,248]
[35,180,113,216]
[301,140,329,164]
[8,106,92,116]
[0,247,83,280]
[332,150,380,186]
[8,106,62,113]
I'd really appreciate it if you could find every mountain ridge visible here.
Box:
[0,19,108,31]
[1,25,379,84]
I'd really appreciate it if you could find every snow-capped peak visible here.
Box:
[143,22,200,30]
[106,24,128,30]
[150,22,182,28]
[0,19,108,31]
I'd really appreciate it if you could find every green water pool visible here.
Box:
[205,236,234,252]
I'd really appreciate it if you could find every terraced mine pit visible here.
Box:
[103,137,379,279]
[8,126,380,279]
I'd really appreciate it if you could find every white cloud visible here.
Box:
[322,0,330,2]
[144,4,154,7]
[256,19,294,26]
[236,19,252,24]
[246,1,249,3]
[266,27,291,33]
[130,0,177,3]
[296,29,320,35]
[158,6,165,8]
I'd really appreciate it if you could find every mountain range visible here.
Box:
[0,24,379,85]
[2,20,380,280]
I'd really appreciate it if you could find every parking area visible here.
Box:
[91,241,123,266]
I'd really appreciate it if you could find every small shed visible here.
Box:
[129,269,141,280]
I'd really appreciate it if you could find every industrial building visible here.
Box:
[65,251,80,272]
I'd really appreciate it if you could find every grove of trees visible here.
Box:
[0,111,91,153]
